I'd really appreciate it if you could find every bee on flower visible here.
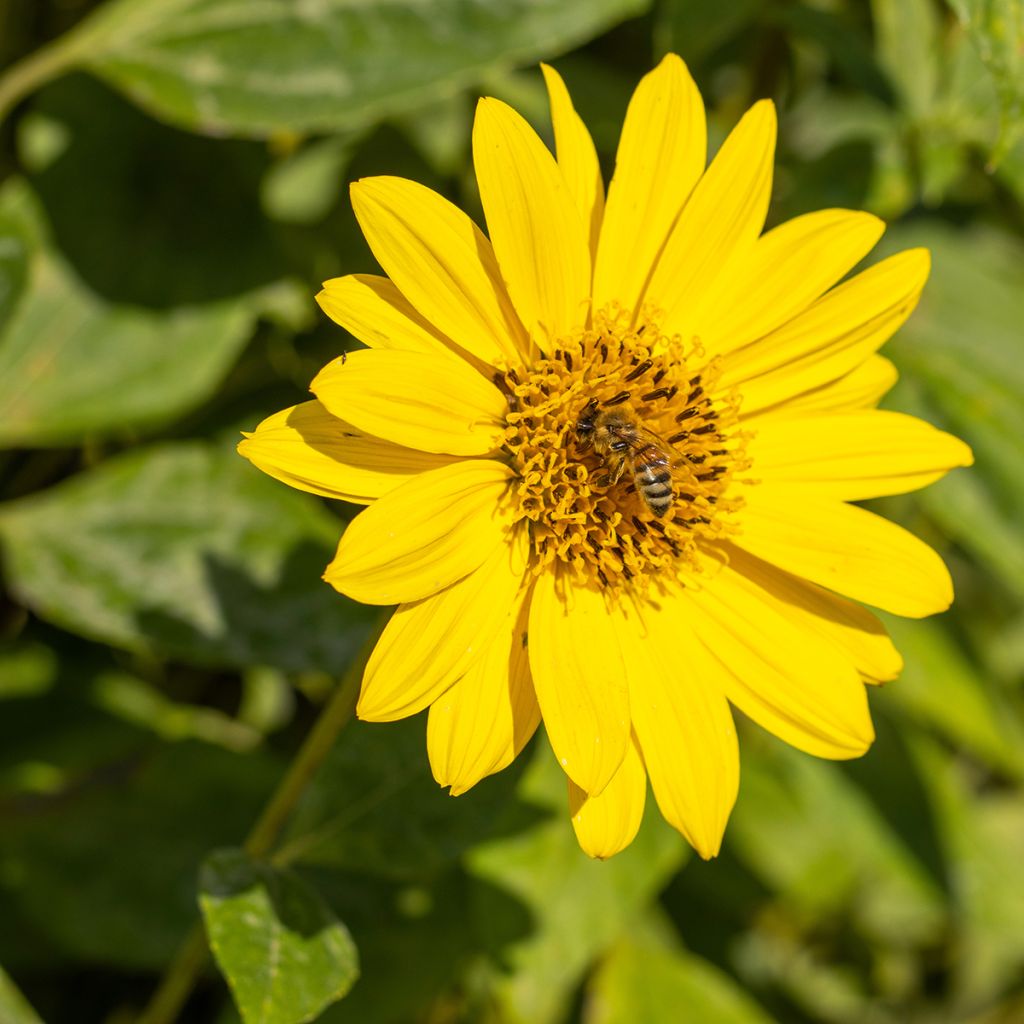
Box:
[239,55,972,860]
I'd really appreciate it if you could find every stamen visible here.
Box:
[602,390,632,407]
[641,387,672,402]
[624,359,653,382]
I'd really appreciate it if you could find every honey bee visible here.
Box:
[575,399,675,517]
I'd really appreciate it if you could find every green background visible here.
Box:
[1,0,1023,1022]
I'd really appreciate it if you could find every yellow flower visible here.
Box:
[239,55,972,860]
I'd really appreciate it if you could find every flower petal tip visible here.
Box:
[692,839,722,862]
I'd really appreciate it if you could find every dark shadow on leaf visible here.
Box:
[309,867,533,1023]
[133,545,377,676]
[28,75,288,308]
[840,709,949,895]
[284,717,546,881]
[202,849,340,940]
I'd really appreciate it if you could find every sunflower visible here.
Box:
[239,55,972,860]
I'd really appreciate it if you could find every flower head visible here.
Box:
[239,55,972,859]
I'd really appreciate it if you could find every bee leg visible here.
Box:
[609,456,627,485]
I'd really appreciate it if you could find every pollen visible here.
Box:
[499,307,748,592]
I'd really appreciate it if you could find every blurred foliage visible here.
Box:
[1,0,1023,1022]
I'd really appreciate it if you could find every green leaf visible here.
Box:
[467,747,687,1024]
[0,967,44,1024]
[728,742,946,946]
[281,716,537,880]
[0,176,293,448]
[0,213,27,333]
[880,616,1024,778]
[657,0,762,64]
[586,911,775,1024]
[262,136,357,226]
[200,848,359,1024]
[912,736,1024,1008]
[0,440,376,673]
[944,0,1024,162]
[1,740,281,969]
[58,0,648,138]
[870,0,941,119]
[882,222,1024,599]
[0,640,57,700]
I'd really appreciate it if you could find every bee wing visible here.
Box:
[632,425,674,465]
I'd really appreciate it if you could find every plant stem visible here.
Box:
[134,623,379,1024]
[132,926,208,1024]
[0,34,85,125]
[244,667,360,859]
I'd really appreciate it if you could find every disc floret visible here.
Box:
[500,308,747,591]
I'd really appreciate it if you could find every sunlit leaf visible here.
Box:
[0,967,44,1024]
[0,213,27,332]
[586,912,775,1024]
[729,742,946,947]
[0,177,293,448]
[201,849,358,1024]
[881,617,1024,779]
[0,440,376,673]
[467,747,687,1024]
[883,222,1024,599]
[870,0,940,119]
[57,0,649,138]
[262,136,357,226]
[913,736,1024,1008]
[945,0,1024,161]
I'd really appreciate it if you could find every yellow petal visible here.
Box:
[325,459,514,605]
[683,562,875,759]
[357,530,527,721]
[723,248,929,405]
[748,354,899,420]
[317,274,461,361]
[238,400,455,504]
[528,570,630,795]
[569,736,646,860]
[541,63,604,261]
[427,584,539,794]
[643,100,776,336]
[747,410,973,499]
[472,97,591,347]
[311,348,507,457]
[722,543,902,684]
[350,176,527,364]
[592,53,706,313]
[696,209,885,357]
[619,596,739,859]
[736,486,954,617]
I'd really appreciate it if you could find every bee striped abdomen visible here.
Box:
[635,446,673,516]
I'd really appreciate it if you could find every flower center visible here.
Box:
[499,308,747,592]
